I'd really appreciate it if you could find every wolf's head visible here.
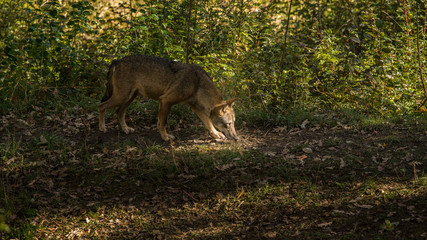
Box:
[210,98,239,140]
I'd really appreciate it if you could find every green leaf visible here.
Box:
[375,19,384,29]
[49,9,57,17]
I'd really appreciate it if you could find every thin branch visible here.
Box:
[416,2,427,102]
[277,0,293,80]
[185,0,194,64]
[317,0,322,41]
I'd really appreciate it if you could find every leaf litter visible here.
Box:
[0,109,426,239]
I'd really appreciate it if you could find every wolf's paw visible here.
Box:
[211,131,226,140]
[161,133,176,142]
[99,125,107,132]
[123,127,135,134]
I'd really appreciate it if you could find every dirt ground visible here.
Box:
[1,107,426,239]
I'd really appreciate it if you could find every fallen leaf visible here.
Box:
[333,210,345,214]
[87,113,96,120]
[39,135,48,145]
[265,231,277,238]
[302,147,313,154]
[216,162,235,171]
[178,174,196,180]
[357,204,374,209]
[340,159,346,168]
[15,119,29,129]
[407,205,415,211]
[273,126,287,133]
[300,119,310,129]
[264,151,276,157]
[317,222,332,227]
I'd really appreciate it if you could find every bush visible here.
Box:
[0,0,426,114]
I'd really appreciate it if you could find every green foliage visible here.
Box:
[0,0,426,114]
[1,0,101,103]
[0,209,10,233]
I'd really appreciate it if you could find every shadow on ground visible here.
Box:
[1,110,426,239]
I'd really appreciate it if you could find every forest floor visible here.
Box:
[1,101,426,239]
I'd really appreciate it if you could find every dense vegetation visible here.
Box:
[1,0,426,239]
[1,0,426,114]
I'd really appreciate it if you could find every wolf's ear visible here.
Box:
[211,98,239,117]
[225,98,239,107]
[211,103,226,116]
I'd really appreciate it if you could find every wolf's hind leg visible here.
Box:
[116,93,137,134]
[157,100,175,141]
[98,101,110,132]
[98,96,126,132]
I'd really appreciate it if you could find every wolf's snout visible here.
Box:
[226,125,239,141]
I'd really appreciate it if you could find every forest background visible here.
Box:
[1,0,426,115]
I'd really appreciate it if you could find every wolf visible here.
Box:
[98,55,238,141]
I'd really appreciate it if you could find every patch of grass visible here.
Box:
[239,107,317,128]
[0,134,23,168]
[0,184,40,239]
[0,209,10,234]
[143,144,165,154]
[323,136,341,148]
[239,106,427,131]
[127,99,159,123]
[360,178,378,193]
[5,222,39,240]
[334,181,352,190]
[268,161,292,179]
[0,89,96,118]
[382,190,401,203]
[34,133,67,150]
[334,108,427,130]
[415,175,427,186]
[0,188,12,234]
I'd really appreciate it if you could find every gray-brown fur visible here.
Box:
[98,55,238,141]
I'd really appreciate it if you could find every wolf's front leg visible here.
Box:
[160,130,175,141]
[157,120,175,141]
[191,108,226,140]
[210,130,225,140]
[118,114,135,134]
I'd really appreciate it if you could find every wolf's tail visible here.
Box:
[100,61,116,103]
